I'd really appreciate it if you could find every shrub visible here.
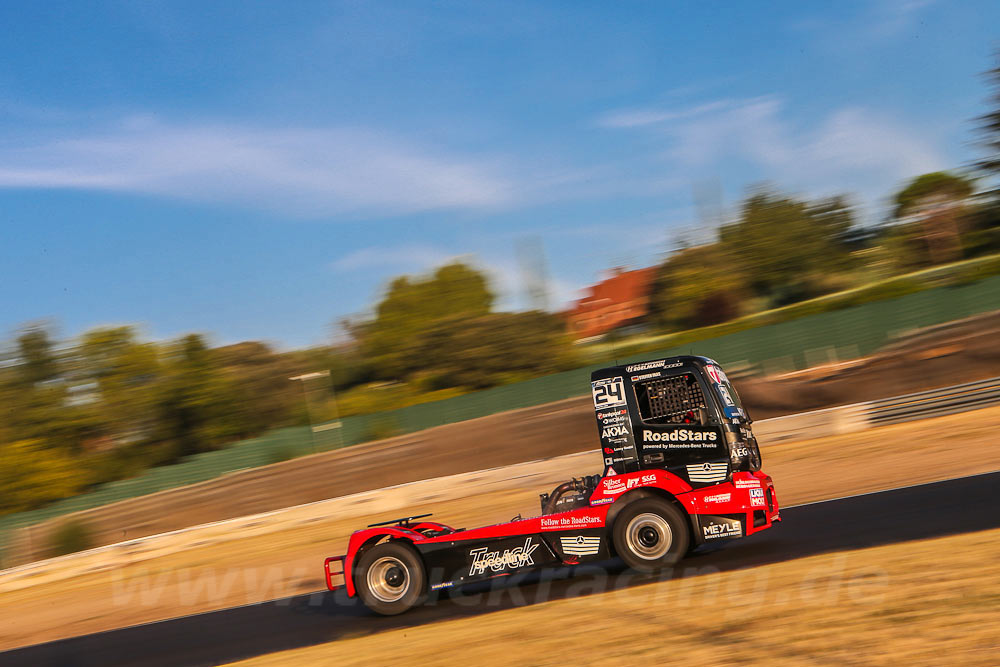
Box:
[48,519,94,557]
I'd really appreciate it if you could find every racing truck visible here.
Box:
[325,356,780,615]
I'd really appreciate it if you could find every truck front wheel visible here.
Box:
[612,498,690,573]
[355,542,427,615]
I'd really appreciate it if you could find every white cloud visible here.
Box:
[0,120,517,217]
[599,96,949,215]
[331,245,456,273]
[807,107,941,182]
[597,101,732,129]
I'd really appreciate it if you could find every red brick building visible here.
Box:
[567,267,657,339]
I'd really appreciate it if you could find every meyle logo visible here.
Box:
[642,429,717,442]
[602,425,629,438]
[702,518,741,539]
[625,360,683,373]
[469,538,539,576]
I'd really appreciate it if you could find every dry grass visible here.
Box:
[2,406,1000,651]
[232,527,1000,667]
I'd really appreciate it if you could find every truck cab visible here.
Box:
[591,355,762,482]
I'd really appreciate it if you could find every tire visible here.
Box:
[354,541,427,615]
[612,497,690,573]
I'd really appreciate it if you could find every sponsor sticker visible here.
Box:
[592,377,627,410]
[703,493,731,503]
[469,538,539,576]
[600,476,643,495]
[718,385,736,407]
[541,514,604,530]
[601,425,630,438]
[430,581,454,590]
[734,478,761,489]
[630,372,662,382]
[590,497,614,505]
[701,516,742,540]
[642,429,718,443]
[705,365,729,385]
[625,360,683,373]
[640,473,657,483]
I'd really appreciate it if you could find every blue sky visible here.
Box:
[1,0,997,348]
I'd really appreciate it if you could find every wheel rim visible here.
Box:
[366,556,410,603]
[625,512,672,560]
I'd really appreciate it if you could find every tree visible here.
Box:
[719,189,856,305]
[155,334,241,459]
[417,311,577,389]
[893,171,975,264]
[213,341,301,434]
[15,325,60,387]
[0,439,89,514]
[975,53,1000,187]
[361,262,494,380]
[651,245,746,329]
[74,326,162,446]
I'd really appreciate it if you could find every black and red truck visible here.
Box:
[325,355,780,614]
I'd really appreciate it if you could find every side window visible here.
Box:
[633,373,709,424]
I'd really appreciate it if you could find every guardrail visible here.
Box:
[866,376,1000,426]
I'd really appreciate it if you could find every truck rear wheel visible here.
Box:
[355,542,427,615]
[612,498,689,573]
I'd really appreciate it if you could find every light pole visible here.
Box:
[289,370,335,453]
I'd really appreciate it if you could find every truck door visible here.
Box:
[629,370,730,486]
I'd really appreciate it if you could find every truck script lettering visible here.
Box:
[469,538,539,575]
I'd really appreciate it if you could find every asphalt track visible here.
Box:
[5,471,1000,667]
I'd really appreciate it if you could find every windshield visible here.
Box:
[632,372,709,424]
[704,363,745,419]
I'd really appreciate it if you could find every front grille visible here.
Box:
[686,461,728,483]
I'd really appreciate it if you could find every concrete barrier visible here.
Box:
[751,403,870,444]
